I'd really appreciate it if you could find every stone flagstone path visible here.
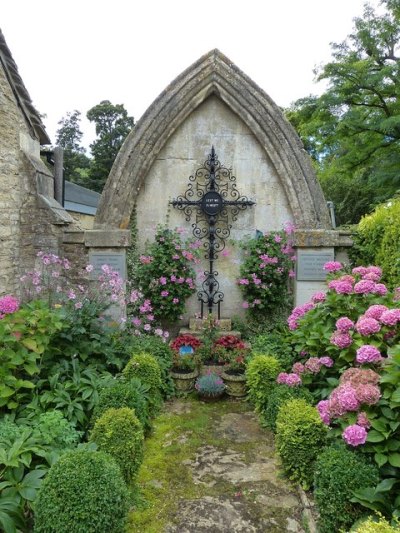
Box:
[129,399,317,532]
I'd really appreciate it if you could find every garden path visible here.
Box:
[128,398,317,533]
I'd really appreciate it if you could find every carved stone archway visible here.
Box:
[94,49,331,230]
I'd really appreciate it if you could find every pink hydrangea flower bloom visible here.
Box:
[356,345,383,364]
[340,367,380,386]
[354,383,381,405]
[0,295,20,316]
[319,356,334,368]
[292,362,305,374]
[380,309,400,326]
[285,373,302,386]
[305,357,322,374]
[365,304,389,320]
[312,292,326,303]
[336,317,354,332]
[330,331,352,349]
[357,412,371,429]
[323,261,343,272]
[328,280,353,294]
[366,266,382,278]
[355,317,381,336]
[373,283,388,296]
[352,266,368,276]
[342,424,368,446]
[354,280,376,294]
[317,400,331,425]
[287,302,315,330]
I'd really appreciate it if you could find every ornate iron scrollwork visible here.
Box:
[170,147,255,317]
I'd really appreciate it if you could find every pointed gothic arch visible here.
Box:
[94,49,330,230]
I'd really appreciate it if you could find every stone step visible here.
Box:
[178,327,242,339]
[189,317,232,332]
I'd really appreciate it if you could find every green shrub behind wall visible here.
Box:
[275,398,327,489]
[314,445,379,533]
[350,197,400,288]
[34,449,129,533]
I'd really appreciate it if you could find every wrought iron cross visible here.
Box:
[170,147,255,317]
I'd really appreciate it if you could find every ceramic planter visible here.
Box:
[221,371,247,398]
[170,368,199,394]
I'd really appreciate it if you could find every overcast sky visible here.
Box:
[2,0,379,151]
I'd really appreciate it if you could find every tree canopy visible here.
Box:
[86,100,134,192]
[55,102,134,193]
[285,0,400,225]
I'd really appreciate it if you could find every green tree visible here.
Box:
[87,100,134,192]
[285,1,400,225]
[55,110,91,187]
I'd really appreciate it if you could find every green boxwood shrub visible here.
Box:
[314,445,379,533]
[90,407,144,483]
[128,336,175,398]
[123,352,162,416]
[275,398,327,489]
[34,449,129,533]
[246,355,281,414]
[91,378,151,432]
[263,384,314,432]
[352,514,399,532]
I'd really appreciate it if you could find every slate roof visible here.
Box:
[0,29,50,145]
[64,181,100,215]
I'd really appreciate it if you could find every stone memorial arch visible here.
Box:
[85,49,351,319]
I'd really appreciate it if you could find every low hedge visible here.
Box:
[314,445,379,533]
[123,353,162,416]
[263,384,314,431]
[275,398,327,489]
[91,378,151,432]
[90,407,144,483]
[246,355,281,414]
[34,449,129,533]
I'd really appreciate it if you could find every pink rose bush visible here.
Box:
[238,222,296,318]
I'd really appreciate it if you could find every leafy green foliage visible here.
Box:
[91,378,151,433]
[245,355,282,414]
[0,300,63,411]
[314,445,379,533]
[34,449,129,533]
[285,2,400,225]
[276,399,327,489]
[86,100,134,192]
[123,353,162,417]
[350,197,400,288]
[31,360,112,432]
[90,407,144,483]
[55,110,91,187]
[263,384,314,432]
[249,331,296,370]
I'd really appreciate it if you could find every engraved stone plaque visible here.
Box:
[89,252,126,279]
[296,250,334,281]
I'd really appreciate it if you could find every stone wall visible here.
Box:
[135,95,295,319]
[0,63,74,297]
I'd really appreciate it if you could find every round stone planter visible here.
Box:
[221,371,247,398]
[170,368,199,394]
[197,391,225,402]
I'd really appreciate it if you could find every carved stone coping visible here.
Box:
[294,229,353,248]
[84,230,131,248]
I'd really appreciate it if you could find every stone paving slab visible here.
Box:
[163,401,315,533]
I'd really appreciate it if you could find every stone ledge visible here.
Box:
[63,230,85,244]
[84,229,131,248]
[294,229,353,248]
